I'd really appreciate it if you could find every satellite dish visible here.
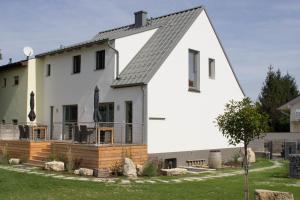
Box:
[23,47,34,57]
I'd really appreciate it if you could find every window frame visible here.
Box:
[72,55,81,74]
[13,76,19,86]
[188,49,200,92]
[99,102,114,123]
[96,50,105,70]
[208,58,215,79]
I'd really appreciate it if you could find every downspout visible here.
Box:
[107,40,120,80]
[141,85,146,144]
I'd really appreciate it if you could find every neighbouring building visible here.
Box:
[279,96,300,133]
[0,59,43,124]
[0,6,245,166]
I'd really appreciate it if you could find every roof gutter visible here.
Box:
[107,40,120,80]
[36,39,108,58]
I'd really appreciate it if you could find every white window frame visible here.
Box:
[209,58,215,79]
[188,49,200,92]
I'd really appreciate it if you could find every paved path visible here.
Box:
[0,161,282,185]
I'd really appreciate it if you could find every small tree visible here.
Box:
[216,98,269,200]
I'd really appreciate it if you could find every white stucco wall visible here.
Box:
[115,28,157,74]
[147,11,244,153]
[42,43,144,143]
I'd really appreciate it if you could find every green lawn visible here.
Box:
[0,161,299,200]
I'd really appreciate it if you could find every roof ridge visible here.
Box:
[95,6,203,36]
[150,5,203,20]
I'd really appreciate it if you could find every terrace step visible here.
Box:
[35,151,51,156]
[25,159,45,168]
[31,155,49,161]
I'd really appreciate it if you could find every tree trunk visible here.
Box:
[244,144,249,200]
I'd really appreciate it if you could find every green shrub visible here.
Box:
[47,146,57,161]
[65,146,74,173]
[142,162,158,177]
[110,160,123,177]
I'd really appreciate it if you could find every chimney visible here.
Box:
[9,58,12,64]
[134,10,147,27]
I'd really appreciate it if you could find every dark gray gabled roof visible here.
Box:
[111,6,203,87]
[35,6,244,95]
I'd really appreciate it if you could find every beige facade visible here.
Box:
[0,59,41,124]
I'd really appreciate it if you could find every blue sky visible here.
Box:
[1,0,299,100]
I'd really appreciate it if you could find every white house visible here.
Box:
[279,96,300,133]
[1,6,244,166]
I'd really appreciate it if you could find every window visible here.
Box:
[63,105,78,140]
[125,101,133,144]
[2,120,5,124]
[14,76,19,86]
[73,55,81,74]
[12,119,18,125]
[99,103,114,123]
[188,49,200,91]
[2,78,6,88]
[46,64,51,76]
[96,50,105,70]
[209,58,215,79]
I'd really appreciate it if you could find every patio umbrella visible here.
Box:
[28,91,36,121]
[93,86,101,122]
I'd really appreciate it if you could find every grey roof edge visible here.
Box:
[111,6,204,87]
[0,59,28,70]
[95,5,203,37]
[111,82,145,88]
[108,24,162,40]
[203,8,246,97]
[278,95,300,110]
[36,39,109,58]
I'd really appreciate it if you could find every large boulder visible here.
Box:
[45,161,65,171]
[241,148,256,163]
[9,158,20,165]
[161,168,188,176]
[255,189,294,200]
[123,158,137,178]
[78,168,93,176]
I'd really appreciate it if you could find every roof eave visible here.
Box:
[111,82,146,88]
[36,39,109,58]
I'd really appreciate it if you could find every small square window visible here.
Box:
[46,64,51,76]
[2,120,5,124]
[73,55,81,74]
[96,50,105,70]
[14,76,19,86]
[209,58,215,79]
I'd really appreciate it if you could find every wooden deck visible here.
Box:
[0,140,148,170]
